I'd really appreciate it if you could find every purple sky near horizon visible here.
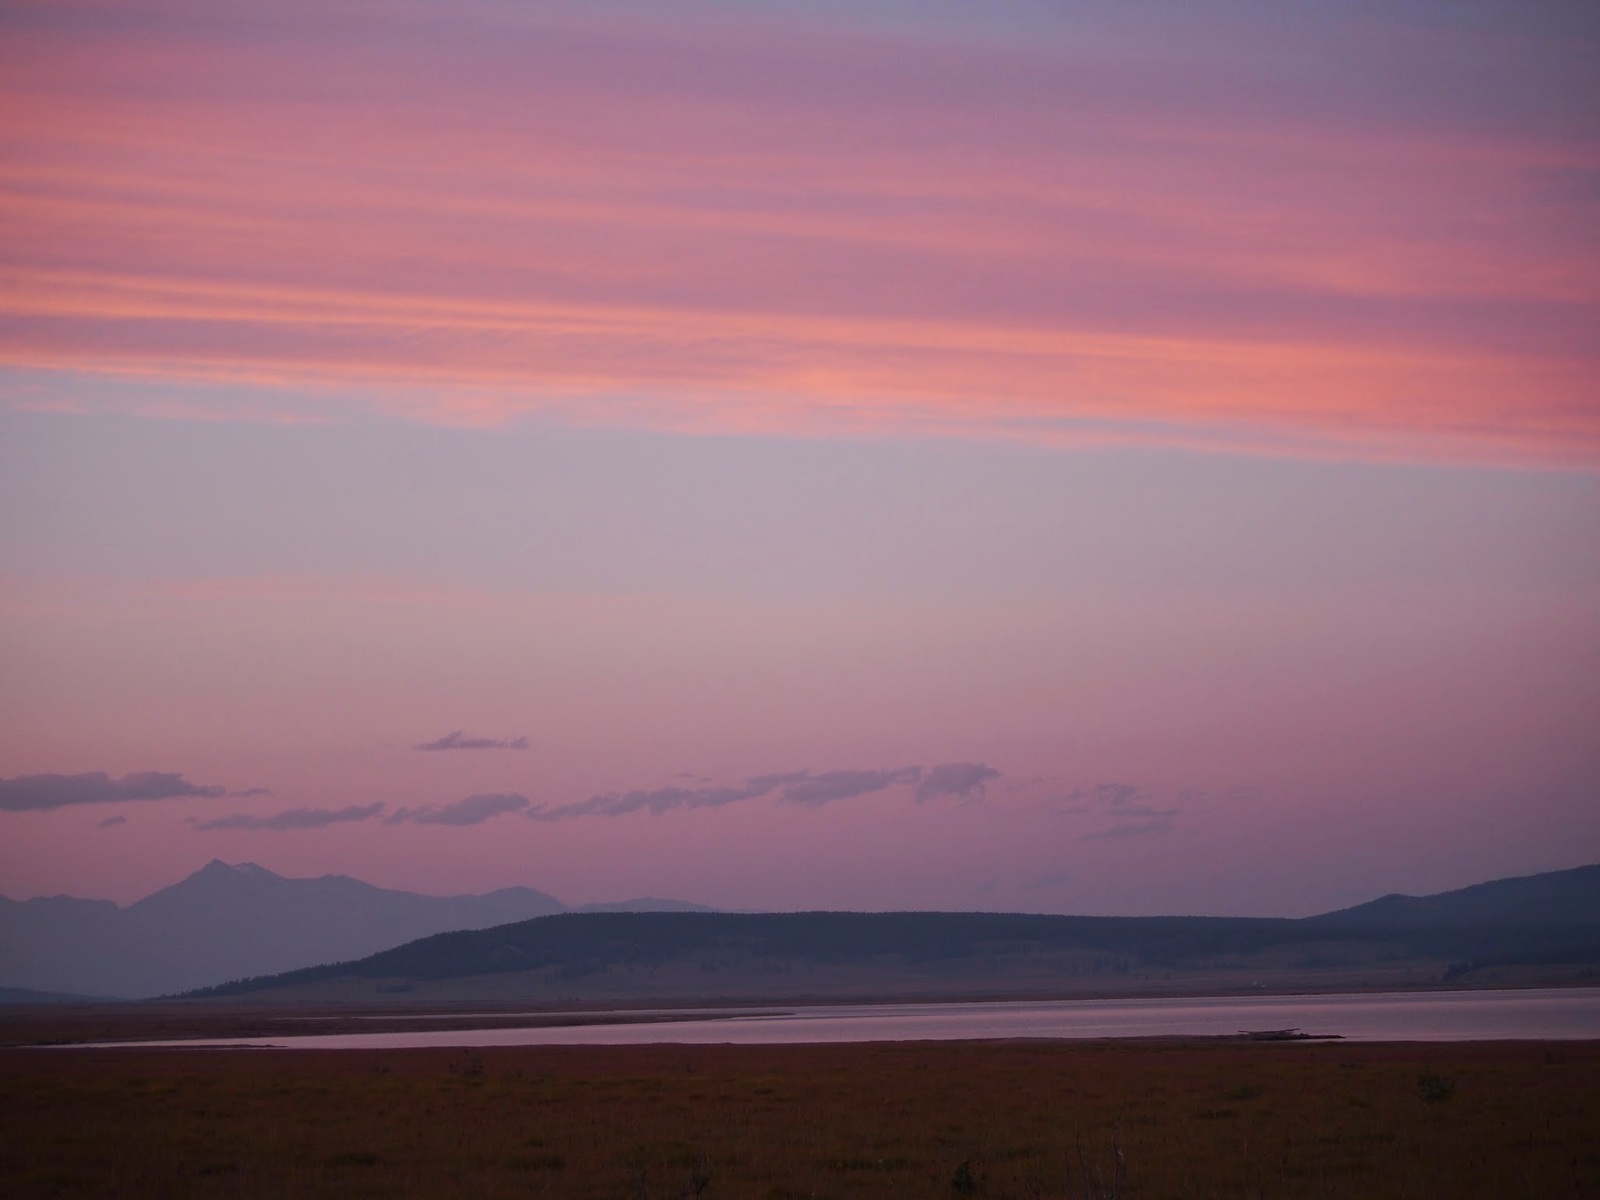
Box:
[1,0,1597,915]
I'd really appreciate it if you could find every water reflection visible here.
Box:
[75,987,1600,1050]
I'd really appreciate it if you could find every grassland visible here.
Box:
[3,1037,1596,1198]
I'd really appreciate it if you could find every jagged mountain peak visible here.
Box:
[190,858,278,882]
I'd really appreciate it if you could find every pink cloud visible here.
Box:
[1,1,1595,462]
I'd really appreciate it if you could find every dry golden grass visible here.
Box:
[2,1039,1596,1198]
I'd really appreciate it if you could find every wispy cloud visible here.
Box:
[1064,782,1180,840]
[2,2,1591,463]
[1022,869,1074,892]
[415,731,529,751]
[527,764,953,821]
[193,802,386,832]
[387,792,530,826]
[0,771,227,812]
[528,783,769,821]
[97,815,127,829]
[1082,816,1176,841]
[915,762,1000,803]
[777,767,921,808]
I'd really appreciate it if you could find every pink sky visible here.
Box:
[1,0,1596,914]
[4,0,1596,460]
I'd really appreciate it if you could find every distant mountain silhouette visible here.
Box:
[1307,863,1600,929]
[200,910,1296,992]
[572,897,720,914]
[0,984,104,1006]
[8,862,1595,1003]
[0,860,576,997]
[189,863,1600,1004]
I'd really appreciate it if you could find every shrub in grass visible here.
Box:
[951,1157,980,1194]
[1417,1071,1457,1102]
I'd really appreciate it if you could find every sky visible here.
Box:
[1,0,1596,916]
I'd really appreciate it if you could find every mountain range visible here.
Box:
[0,861,712,999]
[4,861,1595,1003]
[198,862,1600,1006]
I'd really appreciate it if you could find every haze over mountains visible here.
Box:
[0,861,713,999]
[188,863,1598,1006]
[4,862,1596,1004]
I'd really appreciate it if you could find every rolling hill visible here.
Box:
[1308,863,1600,929]
[189,863,1600,1005]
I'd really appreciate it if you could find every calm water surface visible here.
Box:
[85,987,1600,1049]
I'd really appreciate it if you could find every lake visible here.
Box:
[79,986,1600,1049]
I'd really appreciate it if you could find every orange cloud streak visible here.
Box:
[2,1,1596,462]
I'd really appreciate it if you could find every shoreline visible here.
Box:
[10,982,1596,1049]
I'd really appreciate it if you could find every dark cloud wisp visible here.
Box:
[528,763,996,821]
[415,731,529,751]
[1022,869,1074,892]
[1065,782,1180,840]
[915,762,1000,803]
[0,771,227,812]
[777,767,921,808]
[387,792,530,826]
[528,783,768,821]
[193,802,386,832]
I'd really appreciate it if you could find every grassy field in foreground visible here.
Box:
[2,1039,1596,1198]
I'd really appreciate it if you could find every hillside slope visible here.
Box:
[192,864,1600,1004]
[1308,863,1600,929]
